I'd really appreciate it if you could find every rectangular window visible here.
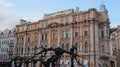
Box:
[66,44,69,51]
[75,31,78,37]
[101,31,104,37]
[75,29,78,37]
[62,32,64,38]
[42,34,44,40]
[66,31,69,38]
[22,37,24,42]
[52,33,56,40]
[62,44,65,50]
[28,37,30,42]
[80,43,82,52]
[84,28,88,36]
[45,34,47,40]
[84,42,89,53]
[34,35,37,41]
[42,22,47,27]
[84,30,87,36]
[102,45,104,52]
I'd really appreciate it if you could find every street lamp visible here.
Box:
[70,45,77,67]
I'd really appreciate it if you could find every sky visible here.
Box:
[0,0,119,31]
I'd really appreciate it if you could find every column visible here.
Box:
[90,21,95,67]
[57,27,61,47]
[23,32,27,56]
[38,30,41,52]
[38,30,41,67]
[70,25,73,49]
[104,23,108,53]
[48,28,51,48]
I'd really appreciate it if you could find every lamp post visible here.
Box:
[70,45,77,67]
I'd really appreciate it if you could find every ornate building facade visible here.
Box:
[109,28,117,67]
[109,26,120,67]
[116,25,120,67]
[15,5,110,67]
[0,29,16,67]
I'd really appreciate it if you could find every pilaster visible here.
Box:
[70,24,73,48]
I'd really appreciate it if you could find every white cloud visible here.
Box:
[0,0,14,7]
[0,13,41,31]
[22,17,40,22]
[0,13,19,31]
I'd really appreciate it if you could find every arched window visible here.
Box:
[85,42,89,53]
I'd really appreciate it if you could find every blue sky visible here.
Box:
[0,0,119,30]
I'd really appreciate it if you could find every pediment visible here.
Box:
[48,22,59,27]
